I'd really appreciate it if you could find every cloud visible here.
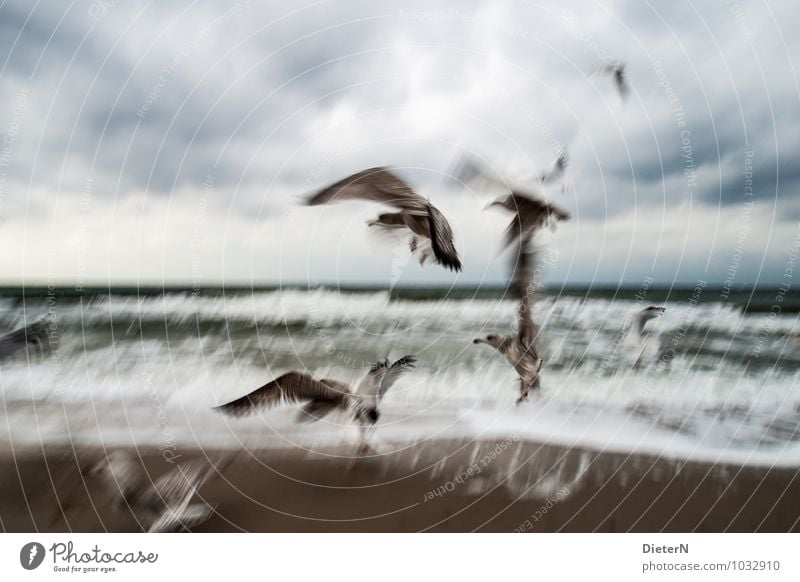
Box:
[0,0,798,285]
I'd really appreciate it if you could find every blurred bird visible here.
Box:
[628,306,666,366]
[596,61,629,101]
[473,237,545,404]
[486,193,571,250]
[539,149,569,185]
[89,451,215,533]
[306,168,462,272]
[0,319,49,363]
[215,355,417,429]
[452,154,571,249]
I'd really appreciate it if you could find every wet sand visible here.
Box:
[1,439,799,532]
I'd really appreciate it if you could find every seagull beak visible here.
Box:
[473,338,484,344]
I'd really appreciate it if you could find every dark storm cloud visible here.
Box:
[1,0,799,284]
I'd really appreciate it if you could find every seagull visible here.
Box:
[88,451,216,533]
[539,149,569,185]
[597,61,629,101]
[306,168,462,272]
[473,237,547,404]
[486,192,571,250]
[0,319,49,363]
[215,355,417,432]
[628,306,666,366]
[452,154,571,249]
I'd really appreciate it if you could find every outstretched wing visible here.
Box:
[306,167,427,212]
[354,362,387,401]
[150,463,212,507]
[214,372,349,417]
[493,193,570,249]
[296,400,342,423]
[146,463,215,532]
[541,150,568,184]
[377,355,417,402]
[427,205,462,272]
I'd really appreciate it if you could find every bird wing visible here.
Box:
[492,193,569,248]
[0,319,48,361]
[541,150,568,184]
[354,362,387,403]
[377,355,417,402]
[511,237,541,349]
[145,464,215,532]
[214,372,349,417]
[426,205,462,272]
[296,400,342,423]
[306,167,427,212]
[149,463,212,508]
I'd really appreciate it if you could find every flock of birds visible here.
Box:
[0,62,667,532]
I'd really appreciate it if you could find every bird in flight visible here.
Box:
[452,154,571,250]
[539,149,569,185]
[215,355,417,434]
[486,192,571,250]
[88,451,216,532]
[628,305,666,367]
[306,168,462,272]
[597,61,630,101]
[474,237,548,404]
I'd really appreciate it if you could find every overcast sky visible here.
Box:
[0,0,798,287]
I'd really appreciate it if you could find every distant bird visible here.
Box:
[628,306,666,366]
[306,168,462,272]
[474,237,545,404]
[89,451,215,533]
[597,61,629,101]
[215,355,417,429]
[486,192,571,250]
[539,149,569,185]
[0,319,49,363]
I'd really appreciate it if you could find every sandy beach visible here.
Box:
[2,437,798,533]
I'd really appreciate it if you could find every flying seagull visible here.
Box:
[89,451,216,533]
[597,61,629,101]
[215,355,417,428]
[452,154,570,249]
[628,306,666,366]
[539,149,569,185]
[486,192,571,250]
[306,168,462,272]
[474,237,546,404]
[0,319,49,363]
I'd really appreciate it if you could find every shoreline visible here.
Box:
[1,438,798,532]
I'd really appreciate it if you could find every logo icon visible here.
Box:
[20,542,45,570]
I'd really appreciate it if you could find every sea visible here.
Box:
[1,284,799,468]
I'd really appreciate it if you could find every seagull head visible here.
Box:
[473,334,502,349]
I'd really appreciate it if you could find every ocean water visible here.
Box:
[1,286,799,467]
